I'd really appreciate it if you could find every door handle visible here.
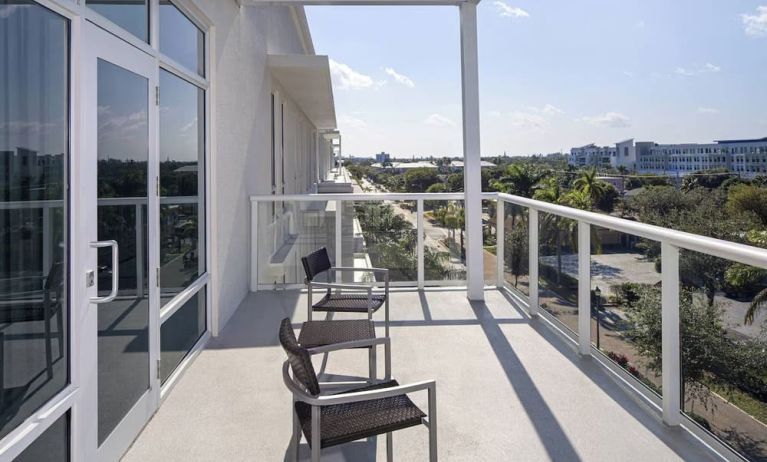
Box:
[90,240,119,303]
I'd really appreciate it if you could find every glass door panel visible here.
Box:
[96,59,151,445]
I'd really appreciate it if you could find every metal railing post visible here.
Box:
[528,208,539,316]
[417,199,425,289]
[661,242,681,426]
[577,221,591,355]
[250,200,259,292]
[335,200,343,282]
[495,200,505,288]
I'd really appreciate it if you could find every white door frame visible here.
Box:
[78,21,160,462]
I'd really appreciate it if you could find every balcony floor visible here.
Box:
[123,289,718,461]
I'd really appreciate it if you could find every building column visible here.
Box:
[459,1,484,301]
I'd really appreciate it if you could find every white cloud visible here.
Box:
[528,104,564,116]
[579,112,631,128]
[635,20,646,29]
[697,107,720,114]
[384,68,415,88]
[339,114,369,130]
[493,1,529,18]
[509,111,547,129]
[742,6,767,37]
[329,59,374,90]
[674,62,721,77]
[488,110,503,117]
[424,114,456,127]
[623,70,635,78]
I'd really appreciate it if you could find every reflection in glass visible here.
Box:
[160,1,204,76]
[503,204,529,295]
[96,59,150,444]
[159,70,205,300]
[14,411,70,462]
[538,212,578,335]
[589,228,662,395]
[0,1,69,442]
[86,0,149,43]
[160,288,206,384]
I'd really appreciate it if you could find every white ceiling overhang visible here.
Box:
[267,54,337,130]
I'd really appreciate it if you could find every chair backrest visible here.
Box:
[279,318,320,396]
[301,247,332,282]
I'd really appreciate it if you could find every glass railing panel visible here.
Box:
[590,227,662,396]
[255,200,337,286]
[483,199,499,286]
[538,212,578,336]
[346,200,418,283]
[422,199,467,283]
[678,250,767,460]
[503,203,530,296]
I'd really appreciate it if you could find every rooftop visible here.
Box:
[123,289,717,461]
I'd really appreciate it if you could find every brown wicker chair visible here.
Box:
[279,318,437,462]
[301,247,390,337]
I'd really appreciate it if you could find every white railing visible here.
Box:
[250,190,767,459]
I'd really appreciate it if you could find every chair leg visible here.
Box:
[56,306,64,359]
[386,432,393,462]
[292,408,301,462]
[44,309,53,379]
[311,406,321,462]
[428,386,437,462]
[385,296,390,338]
[368,347,376,382]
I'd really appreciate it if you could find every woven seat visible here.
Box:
[297,320,376,349]
[294,380,426,449]
[312,293,386,313]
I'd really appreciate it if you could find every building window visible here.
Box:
[0,1,70,441]
[160,1,204,76]
[159,69,206,298]
[86,0,149,43]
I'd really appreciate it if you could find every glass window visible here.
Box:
[159,70,205,300]
[85,0,149,43]
[160,287,205,384]
[14,411,70,462]
[160,1,204,77]
[0,1,69,441]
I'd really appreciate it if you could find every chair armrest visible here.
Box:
[307,281,373,292]
[311,380,436,406]
[306,337,389,355]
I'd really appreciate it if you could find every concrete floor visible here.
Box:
[123,289,721,461]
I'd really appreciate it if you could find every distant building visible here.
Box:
[370,161,437,173]
[375,152,391,164]
[570,137,767,177]
[638,137,767,177]
[448,160,496,172]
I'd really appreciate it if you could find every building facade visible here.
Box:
[570,137,767,177]
[0,1,335,460]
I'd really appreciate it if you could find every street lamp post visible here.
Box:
[594,286,602,350]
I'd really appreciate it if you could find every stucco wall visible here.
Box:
[194,1,311,334]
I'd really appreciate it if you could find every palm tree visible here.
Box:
[745,288,767,325]
[493,164,547,198]
[573,168,610,209]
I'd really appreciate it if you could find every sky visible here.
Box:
[305,1,767,158]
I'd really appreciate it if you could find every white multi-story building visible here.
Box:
[637,137,767,176]
[569,140,636,170]
[571,137,767,176]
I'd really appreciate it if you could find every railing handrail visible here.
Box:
[250,190,767,270]
[493,191,767,271]
[249,192,465,202]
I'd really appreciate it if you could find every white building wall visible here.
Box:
[195,1,321,333]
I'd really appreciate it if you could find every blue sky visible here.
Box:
[306,1,767,158]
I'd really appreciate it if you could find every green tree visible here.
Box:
[446,173,464,192]
[426,183,447,193]
[726,184,767,225]
[573,168,612,210]
[403,167,440,192]
[492,163,547,198]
